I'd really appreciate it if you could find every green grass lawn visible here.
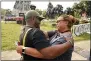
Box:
[1,22,21,51]
[73,33,90,42]
[1,21,90,51]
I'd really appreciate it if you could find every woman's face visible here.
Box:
[56,17,68,30]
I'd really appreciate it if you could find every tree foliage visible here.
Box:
[46,2,54,18]
[1,8,6,15]
[46,2,63,19]
[1,8,12,17]
[35,9,42,15]
[53,4,63,16]
[86,1,91,17]
[42,10,47,18]
[64,7,74,16]
[14,1,31,11]
[5,9,12,16]
[71,1,91,18]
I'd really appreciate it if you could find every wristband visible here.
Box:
[22,47,26,54]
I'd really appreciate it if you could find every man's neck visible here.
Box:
[26,24,35,28]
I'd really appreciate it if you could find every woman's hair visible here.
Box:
[61,15,77,29]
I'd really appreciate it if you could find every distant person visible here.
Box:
[16,10,74,61]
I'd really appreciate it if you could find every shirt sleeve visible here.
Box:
[32,29,51,50]
[63,33,73,39]
[47,30,56,38]
[19,27,25,45]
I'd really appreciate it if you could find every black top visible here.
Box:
[20,27,50,60]
[48,30,74,61]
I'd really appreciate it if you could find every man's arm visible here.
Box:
[16,45,44,58]
[32,29,73,59]
[16,41,72,59]
[39,41,72,59]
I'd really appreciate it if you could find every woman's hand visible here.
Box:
[65,36,74,46]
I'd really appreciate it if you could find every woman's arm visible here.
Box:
[42,31,49,40]
[42,30,56,40]
[16,45,44,58]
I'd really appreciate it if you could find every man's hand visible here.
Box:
[63,32,74,46]
[65,36,74,46]
[16,45,23,54]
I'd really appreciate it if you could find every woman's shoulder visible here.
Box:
[63,31,72,35]
[63,32,72,38]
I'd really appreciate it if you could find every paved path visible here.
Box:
[74,46,89,58]
[72,40,90,60]
[1,40,90,60]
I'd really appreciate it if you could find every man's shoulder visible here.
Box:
[28,28,44,37]
[32,28,43,33]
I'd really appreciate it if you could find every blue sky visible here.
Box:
[1,1,79,11]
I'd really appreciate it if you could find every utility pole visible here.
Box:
[19,0,20,14]
[22,0,24,13]
[22,0,26,25]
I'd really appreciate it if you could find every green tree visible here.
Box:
[55,4,63,16]
[72,2,85,18]
[35,9,42,15]
[86,1,91,17]
[1,8,6,15]
[47,2,53,18]
[5,9,12,16]
[14,1,31,11]
[64,7,74,16]
[72,1,91,18]
[42,10,47,18]
[1,8,7,19]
